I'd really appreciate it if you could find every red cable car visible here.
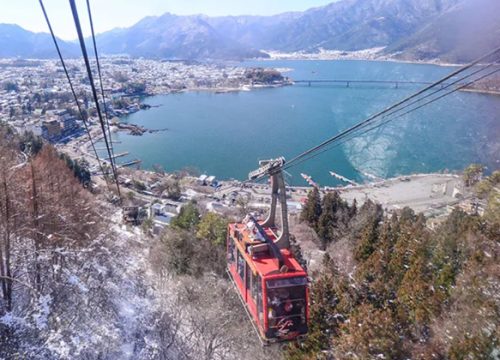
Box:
[227,158,309,344]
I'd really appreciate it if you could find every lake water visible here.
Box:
[104,60,500,186]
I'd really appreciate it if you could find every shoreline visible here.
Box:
[257,54,463,67]
[257,47,465,67]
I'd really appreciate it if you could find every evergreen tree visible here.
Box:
[285,254,343,360]
[349,198,357,218]
[354,215,380,261]
[333,303,407,359]
[463,163,484,187]
[171,201,200,230]
[316,191,342,246]
[196,212,228,247]
[290,234,307,271]
[300,187,322,228]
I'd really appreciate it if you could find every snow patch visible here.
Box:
[0,312,29,328]
[33,294,52,330]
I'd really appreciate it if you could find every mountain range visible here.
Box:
[0,0,499,63]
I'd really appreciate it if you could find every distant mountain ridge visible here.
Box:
[386,0,500,63]
[94,13,267,60]
[0,24,78,59]
[0,0,499,62]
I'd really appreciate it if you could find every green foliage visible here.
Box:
[141,218,153,233]
[290,234,307,271]
[316,191,353,247]
[463,164,484,187]
[475,170,500,199]
[475,171,500,228]
[126,82,146,94]
[18,131,43,155]
[171,201,200,230]
[285,255,341,360]
[245,68,284,83]
[162,229,196,275]
[164,179,181,201]
[161,210,228,277]
[334,304,407,359]
[59,153,91,186]
[196,212,228,247]
[113,72,129,83]
[300,187,322,228]
[132,179,147,192]
[485,190,500,227]
[291,197,499,359]
[112,98,128,109]
[353,211,380,261]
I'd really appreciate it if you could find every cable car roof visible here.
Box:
[229,223,307,278]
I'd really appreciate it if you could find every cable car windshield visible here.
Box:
[266,277,307,337]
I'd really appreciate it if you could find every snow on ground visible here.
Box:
[2,206,278,359]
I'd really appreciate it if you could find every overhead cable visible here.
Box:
[284,45,500,169]
[283,65,500,172]
[69,0,122,201]
[85,0,115,159]
[38,0,110,187]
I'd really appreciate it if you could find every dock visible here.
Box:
[301,173,319,189]
[104,151,129,160]
[329,171,358,186]
[118,159,142,168]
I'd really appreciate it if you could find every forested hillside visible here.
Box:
[0,125,274,359]
[287,179,499,359]
[1,122,498,358]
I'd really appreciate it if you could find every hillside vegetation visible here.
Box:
[0,125,274,359]
[287,179,499,359]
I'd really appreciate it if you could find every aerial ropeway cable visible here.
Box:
[85,0,115,160]
[230,45,500,190]
[38,0,111,190]
[283,45,500,172]
[283,64,500,171]
[69,0,122,201]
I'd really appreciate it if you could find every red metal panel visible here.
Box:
[227,223,309,341]
[262,280,269,332]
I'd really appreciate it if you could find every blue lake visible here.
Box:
[104,60,500,186]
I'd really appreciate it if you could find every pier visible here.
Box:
[104,151,129,160]
[118,159,142,168]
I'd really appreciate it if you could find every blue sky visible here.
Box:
[1,0,338,40]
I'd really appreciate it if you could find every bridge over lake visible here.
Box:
[293,79,460,88]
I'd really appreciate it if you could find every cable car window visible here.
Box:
[267,277,307,288]
[256,276,263,324]
[237,250,245,280]
[246,264,251,293]
[251,272,258,304]
[266,279,307,335]
[227,236,235,265]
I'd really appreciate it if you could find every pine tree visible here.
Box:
[290,234,307,271]
[300,187,322,228]
[316,191,341,246]
[285,254,343,360]
[333,303,407,359]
